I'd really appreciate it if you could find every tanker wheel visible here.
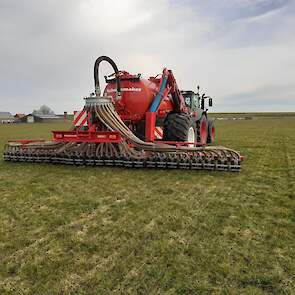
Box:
[207,120,215,144]
[197,115,208,145]
[134,120,146,140]
[163,113,196,146]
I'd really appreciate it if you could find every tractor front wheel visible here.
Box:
[207,120,215,144]
[197,115,208,145]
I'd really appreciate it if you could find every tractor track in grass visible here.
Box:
[1,204,113,264]
[110,196,215,293]
[49,191,215,292]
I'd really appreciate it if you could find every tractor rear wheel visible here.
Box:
[163,113,196,144]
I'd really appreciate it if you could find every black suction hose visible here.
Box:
[94,56,121,97]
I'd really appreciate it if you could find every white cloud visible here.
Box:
[0,0,294,113]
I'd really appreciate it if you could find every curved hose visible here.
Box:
[93,56,121,97]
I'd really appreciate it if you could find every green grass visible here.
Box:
[0,117,295,294]
[211,112,295,118]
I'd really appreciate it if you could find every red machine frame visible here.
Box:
[52,130,122,143]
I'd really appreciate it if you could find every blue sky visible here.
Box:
[0,0,294,113]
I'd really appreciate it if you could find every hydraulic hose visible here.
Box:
[148,70,169,113]
[94,56,121,97]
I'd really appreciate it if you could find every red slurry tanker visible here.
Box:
[4,56,243,171]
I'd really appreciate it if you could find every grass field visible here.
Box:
[0,116,295,294]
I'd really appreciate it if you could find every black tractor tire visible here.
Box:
[134,121,145,140]
[207,119,215,144]
[163,113,196,143]
[197,114,208,145]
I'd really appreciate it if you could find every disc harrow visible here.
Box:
[3,142,241,172]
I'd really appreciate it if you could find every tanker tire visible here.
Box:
[135,121,146,141]
[163,113,196,142]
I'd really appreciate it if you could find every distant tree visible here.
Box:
[33,105,55,115]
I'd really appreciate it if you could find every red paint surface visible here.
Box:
[52,131,122,143]
[104,72,173,123]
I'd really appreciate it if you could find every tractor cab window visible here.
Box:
[185,96,191,107]
[182,91,199,110]
[192,94,199,109]
[182,93,193,107]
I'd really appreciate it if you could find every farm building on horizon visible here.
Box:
[14,113,26,120]
[20,113,64,123]
[0,112,14,123]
